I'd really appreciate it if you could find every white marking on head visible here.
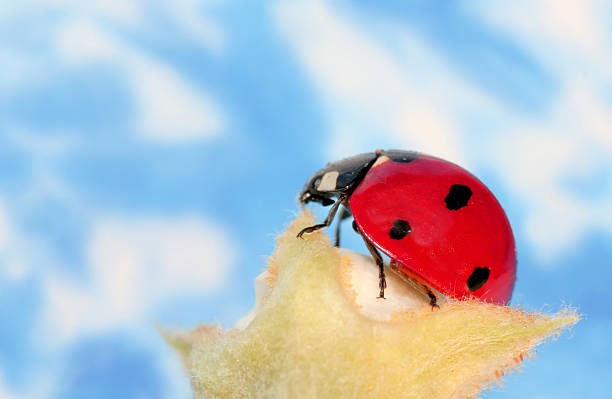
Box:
[317,170,340,191]
[371,155,390,168]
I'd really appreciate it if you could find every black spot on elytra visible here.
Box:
[389,219,411,240]
[467,267,490,291]
[445,184,472,210]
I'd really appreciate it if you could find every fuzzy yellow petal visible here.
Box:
[164,212,578,399]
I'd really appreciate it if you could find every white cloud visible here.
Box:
[0,200,9,251]
[89,217,235,295]
[0,199,31,282]
[39,0,143,25]
[55,18,225,141]
[47,0,224,52]
[162,0,226,54]
[0,46,45,91]
[478,0,606,51]
[56,18,119,62]
[40,215,237,345]
[273,0,471,165]
[565,83,612,152]
[2,127,79,163]
[88,0,143,25]
[42,277,92,343]
[3,259,29,282]
[129,53,225,141]
[1,0,142,27]
[485,84,612,261]
[473,0,612,82]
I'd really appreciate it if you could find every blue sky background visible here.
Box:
[1,1,611,398]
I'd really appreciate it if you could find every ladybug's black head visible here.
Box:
[299,152,381,207]
[299,171,335,206]
[299,191,335,206]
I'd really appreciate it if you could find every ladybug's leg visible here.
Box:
[362,236,387,299]
[333,206,351,247]
[389,260,440,310]
[297,196,346,239]
[427,291,439,310]
[353,221,387,298]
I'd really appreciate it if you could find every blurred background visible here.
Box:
[1,1,611,398]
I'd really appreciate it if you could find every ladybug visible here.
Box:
[297,150,516,306]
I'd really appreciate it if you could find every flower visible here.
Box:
[163,212,578,399]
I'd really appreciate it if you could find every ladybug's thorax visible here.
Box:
[299,152,378,205]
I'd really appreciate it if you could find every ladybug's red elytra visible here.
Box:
[297,150,516,306]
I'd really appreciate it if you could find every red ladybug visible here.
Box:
[297,150,516,306]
